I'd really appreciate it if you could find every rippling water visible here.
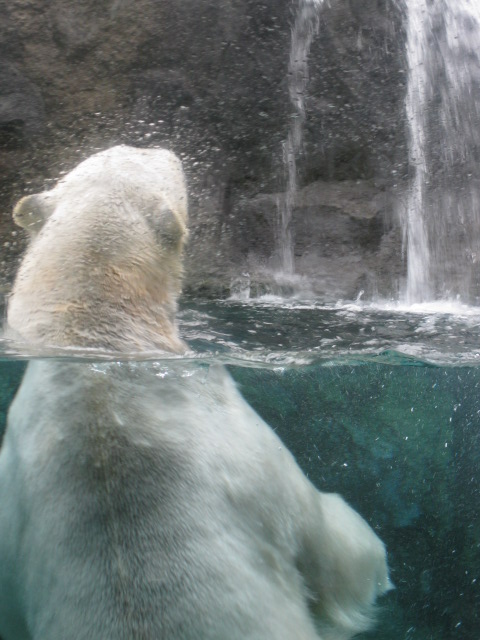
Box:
[179,297,480,367]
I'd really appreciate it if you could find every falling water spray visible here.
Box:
[403,0,480,303]
[404,0,431,303]
[277,0,323,275]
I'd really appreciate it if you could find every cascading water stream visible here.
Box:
[404,0,431,303]
[403,0,480,304]
[277,0,323,275]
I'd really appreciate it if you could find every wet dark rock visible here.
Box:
[229,179,399,299]
[0,63,44,141]
[0,0,407,298]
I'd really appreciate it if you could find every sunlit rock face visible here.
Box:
[0,0,406,299]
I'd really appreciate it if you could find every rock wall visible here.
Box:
[0,0,408,300]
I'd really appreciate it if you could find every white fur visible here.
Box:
[0,146,390,639]
[8,145,188,352]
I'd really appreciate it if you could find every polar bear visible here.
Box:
[0,146,390,640]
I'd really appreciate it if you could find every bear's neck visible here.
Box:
[8,274,187,354]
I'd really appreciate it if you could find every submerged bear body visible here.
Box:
[0,361,388,640]
[0,146,390,639]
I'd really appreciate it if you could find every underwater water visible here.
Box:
[1,298,479,639]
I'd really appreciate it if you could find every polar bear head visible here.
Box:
[8,146,188,353]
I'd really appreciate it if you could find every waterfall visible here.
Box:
[277,0,323,275]
[404,0,431,303]
[403,0,480,304]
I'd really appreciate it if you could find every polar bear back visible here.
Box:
[0,360,389,640]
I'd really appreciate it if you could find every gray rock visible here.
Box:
[0,0,408,299]
[226,179,401,300]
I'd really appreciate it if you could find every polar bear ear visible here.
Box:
[146,201,189,251]
[13,193,55,235]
